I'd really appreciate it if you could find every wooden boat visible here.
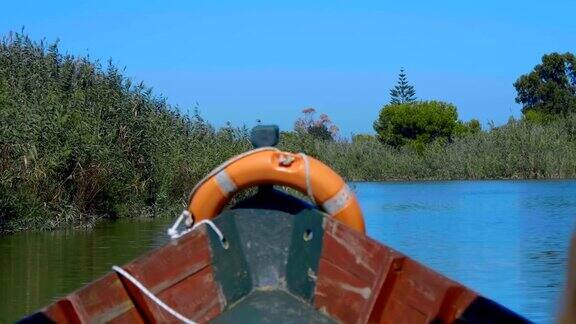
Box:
[20,126,529,323]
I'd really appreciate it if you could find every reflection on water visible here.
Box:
[358,180,576,323]
[0,180,575,322]
[0,218,172,321]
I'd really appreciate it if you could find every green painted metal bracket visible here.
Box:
[208,213,253,306]
[285,209,325,302]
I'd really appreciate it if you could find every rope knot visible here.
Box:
[183,210,194,227]
[279,154,296,166]
[167,210,193,240]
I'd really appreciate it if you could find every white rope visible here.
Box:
[167,210,190,239]
[168,214,227,249]
[112,265,196,324]
[192,219,227,248]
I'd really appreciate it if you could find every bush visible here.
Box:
[373,100,459,149]
[294,108,339,141]
[454,119,482,137]
[352,134,377,144]
[522,110,557,124]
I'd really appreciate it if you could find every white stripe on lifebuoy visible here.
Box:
[214,170,237,197]
[322,185,352,216]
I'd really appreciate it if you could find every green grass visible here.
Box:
[2,32,576,233]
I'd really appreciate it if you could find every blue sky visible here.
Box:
[2,0,575,135]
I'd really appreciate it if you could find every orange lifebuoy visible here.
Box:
[186,149,365,233]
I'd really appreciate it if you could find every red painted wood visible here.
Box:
[36,213,484,323]
[122,227,212,292]
[117,227,222,322]
[369,258,477,323]
[197,303,224,323]
[43,299,82,324]
[157,266,223,322]
[106,310,147,324]
[318,218,478,324]
[40,228,223,323]
[315,219,402,324]
[436,286,477,322]
[60,272,143,323]
[367,257,405,324]
[315,259,376,323]
[321,219,390,281]
[120,265,222,323]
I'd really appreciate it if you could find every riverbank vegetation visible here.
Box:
[1,32,576,232]
[0,33,252,232]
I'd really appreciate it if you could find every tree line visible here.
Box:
[297,55,576,154]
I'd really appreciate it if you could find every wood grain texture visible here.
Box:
[40,228,223,323]
[118,227,223,323]
[316,218,477,324]
[315,219,402,324]
[372,258,476,323]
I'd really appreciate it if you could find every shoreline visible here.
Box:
[5,177,576,235]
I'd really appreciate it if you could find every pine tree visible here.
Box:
[390,68,416,104]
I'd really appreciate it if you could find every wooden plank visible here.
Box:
[156,265,223,322]
[369,258,477,323]
[436,286,477,322]
[315,219,402,324]
[321,219,389,281]
[42,299,82,324]
[40,228,221,323]
[65,272,143,323]
[315,259,376,324]
[117,228,224,322]
[106,308,148,324]
[318,218,479,324]
[118,265,222,323]
[367,257,406,324]
[122,227,212,292]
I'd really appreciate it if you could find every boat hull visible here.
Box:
[20,191,529,323]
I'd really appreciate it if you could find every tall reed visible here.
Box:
[2,32,576,233]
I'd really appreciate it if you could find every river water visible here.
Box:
[1,180,575,322]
